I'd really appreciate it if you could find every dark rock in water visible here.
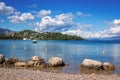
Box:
[15,62,26,67]
[103,62,115,71]
[27,56,46,67]
[4,58,21,65]
[0,54,5,64]
[48,57,65,67]
[79,59,103,70]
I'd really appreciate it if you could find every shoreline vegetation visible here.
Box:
[0,30,83,40]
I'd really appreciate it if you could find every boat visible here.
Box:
[23,38,27,40]
[32,40,37,43]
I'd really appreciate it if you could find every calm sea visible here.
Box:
[0,40,120,74]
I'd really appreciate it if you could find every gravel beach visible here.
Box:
[0,68,120,80]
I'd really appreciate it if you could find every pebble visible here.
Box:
[0,68,120,80]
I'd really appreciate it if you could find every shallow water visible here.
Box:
[0,40,120,74]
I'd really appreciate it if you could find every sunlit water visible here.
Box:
[0,40,120,74]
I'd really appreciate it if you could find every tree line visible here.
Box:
[0,30,84,40]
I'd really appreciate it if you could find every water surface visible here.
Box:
[0,40,120,74]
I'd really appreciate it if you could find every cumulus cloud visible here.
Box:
[63,19,120,39]
[35,12,120,39]
[37,10,51,18]
[113,19,120,25]
[35,13,74,32]
[8,12,34,23]
[0,2,14,15]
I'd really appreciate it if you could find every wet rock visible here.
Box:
[27,61,34,67]
[48,57,65,67]
[103,62,115,71]
[30,56,41,61]
[80,59,102,70]
[5,58,21,65]
[27,56,46,67]
[15,62,26,67]
[0,54,5,64]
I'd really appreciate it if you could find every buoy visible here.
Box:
[45,48,47,51]
[24,47,26,50]
[13,44,16,48]
[102,51,105,55]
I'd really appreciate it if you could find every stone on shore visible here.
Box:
[15,62,26,67]
[103,62,115,71]
[27,56,46,67]
[5,58,21,65]
[30,56,41,61]
[48,57,65,67]
[0,54,5,64]
[80,59,102,70]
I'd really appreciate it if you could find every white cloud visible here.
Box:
[76,12,83,16]
[19,13,34,21]
[113,19,120,25]
[35,12,120,39]
[28,4,37,8]
[0,2,14,15]
[76,11,91,17]
[62,29,111,39]
[8,12,34,23]
[35,13,74,32]
[37,10,51,18]
[63,19,120,39]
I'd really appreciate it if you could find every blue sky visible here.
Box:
[0,0,120,38]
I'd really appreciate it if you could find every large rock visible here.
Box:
[30,56,41,61]
[27,56,45,67]
[80,59,102,70]
[103,62,115,71]
[48,57,65,67]
[15,62,26,67]
[0,54,5,64]
[5,58,21,65]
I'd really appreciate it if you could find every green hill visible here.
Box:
[0,30,84,40]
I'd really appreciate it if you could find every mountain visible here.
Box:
[0,28,13,34]
[88,36,120,42]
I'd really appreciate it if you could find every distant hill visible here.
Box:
[88,36,120,42]
[0,29,84,40]
[0,28,14,34]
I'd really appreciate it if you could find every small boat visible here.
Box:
[32,40,37,43]
[23,38,27,40]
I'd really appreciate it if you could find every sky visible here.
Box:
[0,0,120,39]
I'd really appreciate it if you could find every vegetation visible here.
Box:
[0,30,84,40]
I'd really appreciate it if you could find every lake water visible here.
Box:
[0,40,120,74]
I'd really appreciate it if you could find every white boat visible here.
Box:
[32,40,37,43]
[23,38,27,40]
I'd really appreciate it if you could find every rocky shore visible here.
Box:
[0,54,120,80]
[0,68,120,80]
